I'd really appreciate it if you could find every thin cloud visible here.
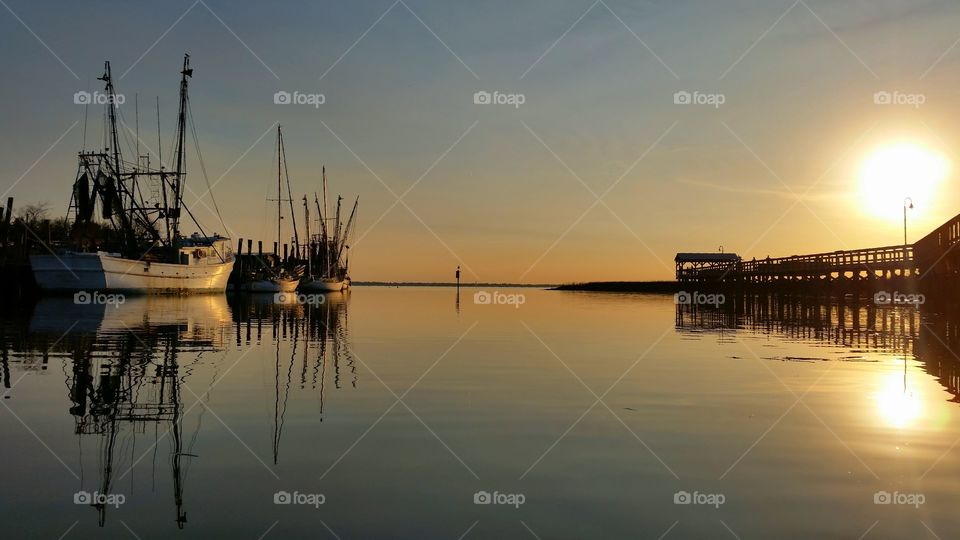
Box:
[674,177,849,202]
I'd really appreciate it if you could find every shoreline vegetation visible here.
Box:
[354,282,558,288]
[353,281,682,292]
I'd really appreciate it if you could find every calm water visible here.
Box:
[1,288,959,539]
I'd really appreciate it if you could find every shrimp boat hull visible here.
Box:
[31,252,234,293]
[299,278,349,292]
[240,278,300,293]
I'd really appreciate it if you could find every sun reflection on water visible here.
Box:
[875,361,922,429]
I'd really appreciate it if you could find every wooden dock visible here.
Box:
[677,211,960,291]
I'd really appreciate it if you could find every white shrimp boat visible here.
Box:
[31,55,234,294]
[32,236,233,293]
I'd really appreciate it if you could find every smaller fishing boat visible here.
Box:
[299,276,349,292]
[241,269,302,293]
[298,166,357,293]
[239,126,303,293]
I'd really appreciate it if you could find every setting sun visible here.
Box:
[859,142,950,220]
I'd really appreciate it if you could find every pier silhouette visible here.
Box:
[676,211,960,293]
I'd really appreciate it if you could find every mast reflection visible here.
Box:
[228,291,355,464]
[29,296,230,528]
[0,292,355,527]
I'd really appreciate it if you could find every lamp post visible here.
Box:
[903,197,913,276]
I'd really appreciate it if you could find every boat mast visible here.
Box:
[276,125,282,259]
[336,196,359,265]
[171,54,192,244]
[303,196,311,277]
[96,62,140,255]
[279,128,299,257]
[333,195,342,260]
[98,62,123,186]
[322,167,330,275]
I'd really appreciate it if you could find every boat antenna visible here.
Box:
[135,93,139,164]
[81,81,89,152]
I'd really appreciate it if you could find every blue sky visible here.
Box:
[3,0,960,281]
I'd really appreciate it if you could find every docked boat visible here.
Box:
[30,55,234,293]
[241,273,301,293]
[236,126,304,293]
[299,276,349,292]
[298,166,358,293]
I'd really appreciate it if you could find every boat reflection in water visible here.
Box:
[227,291,356,463]
[675,293,960,404]
[0,292,353,528]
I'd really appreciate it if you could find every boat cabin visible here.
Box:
[178,234,233,266]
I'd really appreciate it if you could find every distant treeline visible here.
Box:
[552,281,683,293]
[354,282,558,288]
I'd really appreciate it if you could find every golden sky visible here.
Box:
[3,1,960,282]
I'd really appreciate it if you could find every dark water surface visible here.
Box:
[1,288,959,539]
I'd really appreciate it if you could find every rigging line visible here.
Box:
[186,97,228,236]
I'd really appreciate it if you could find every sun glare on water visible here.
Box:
[875,368,923,429]
[859,142,950,220]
